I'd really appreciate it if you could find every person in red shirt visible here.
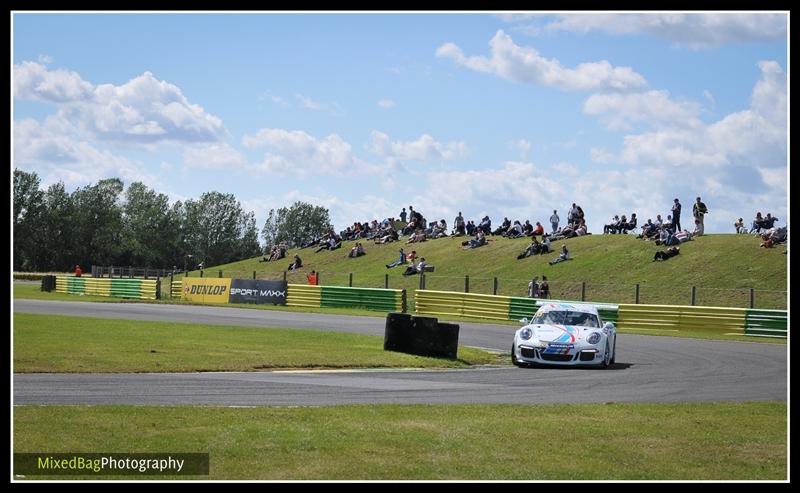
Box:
[74,265,82,277]
[307,270,318,285]
[533,221,545,237]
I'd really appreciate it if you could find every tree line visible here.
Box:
[13,169,331,272]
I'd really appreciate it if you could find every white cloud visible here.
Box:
[37,54,53,64]
[510,139,532,159]
[182,143,247,170]
[702,90,716,111]
[541,13,787,49]
[296,93,325,110]
[617,61,786,171]
[550,162,579,177]
[436,30,647,92]
[583,90,702,131]
[13,117,161,188]
[590,147,615,164]
[368,131,467,162]
[13,62,226,144]
[14,61,94,102]
[242,128,378,176]
[377,99,395,109]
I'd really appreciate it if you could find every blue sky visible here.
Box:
[12,12,788,237]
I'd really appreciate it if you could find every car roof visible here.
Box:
[535,302,599,316]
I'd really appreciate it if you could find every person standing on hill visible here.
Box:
[539,276,550,299]
[550,210,559,234]
[671,198,682,232]
[693,197,709,236]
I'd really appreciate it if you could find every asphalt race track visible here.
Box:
[13,299,787,406]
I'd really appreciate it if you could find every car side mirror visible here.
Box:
[603,322,615,331]
[520,318,529,326]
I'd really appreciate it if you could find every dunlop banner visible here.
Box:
[229,280,288,305]
[182,278,232,303]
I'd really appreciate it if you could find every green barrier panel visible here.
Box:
[745,308,787,338]
[111,279,143,299]
[320,286,403,312]
[67,276,86,294]
[509,297,538,321]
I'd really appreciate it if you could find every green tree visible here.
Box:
[70,178,125,268]
[121,182,175,268]
[13,169,45,271]
[40,182,75,271]
[261,201,332,248]
[184,191,249,267]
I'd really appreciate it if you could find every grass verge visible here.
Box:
[13,313,500,373]
[13,402,787,480]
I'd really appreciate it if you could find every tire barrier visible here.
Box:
[40,275,56,292]
[383,313,459,359]
[171,280,182,299]
[287,284,406,313]
[414,289,786,338]
[54,276,158,300]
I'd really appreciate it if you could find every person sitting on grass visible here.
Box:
[386,248,406,269]
[517,236,540,259]
[735,218,747,234]
[462,229,487,249]
[402,259,419,276]
[288,254,303,271]
[549,243,571,265]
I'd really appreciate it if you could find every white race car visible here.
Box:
[512,302,617,368]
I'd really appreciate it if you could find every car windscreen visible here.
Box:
[532,310,600,328]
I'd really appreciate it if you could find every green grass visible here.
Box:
[13,313,499,373]
[190,234,788,309]
[13,402,787,480]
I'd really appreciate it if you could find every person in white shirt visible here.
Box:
[549,210,559,233]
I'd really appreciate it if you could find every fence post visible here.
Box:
[635,283,640,304]
[316,272,320,285]
[170,272,174,298]
[581,281,586,302]
[385,273,389,289]
[253,271,256,280]
[283,271,287,281]
[218,270,222,278]
[465,275,469,293]
[144,268,149,280]
[349,273,353,287]
[155,277,161,300]
[691,286,696,306]
[750,288,755,309]
[419,273,425,290]
[493,277,498,295]
[401,289,407,313]
[129,266,133,278]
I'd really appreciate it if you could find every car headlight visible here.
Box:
[520,328,532,340]
[587,332,602,345]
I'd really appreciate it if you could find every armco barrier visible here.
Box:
[55,276,158,300]
[414,289,785,338]
[415,290,617,324]
[287,284,405,312]
[616,304,746,334]
[744,309,788,338]
[171,280,182,299]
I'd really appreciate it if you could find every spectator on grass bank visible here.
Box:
[550,210,560,233]
[671,198,682,232]
[288,254,303,271]
[74,265,82,277]
[307,270,318,285]
[693,197,709,236]
[540,276,550,299]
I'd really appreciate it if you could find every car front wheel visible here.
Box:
[512,344,523,367]
[601,340,611,368]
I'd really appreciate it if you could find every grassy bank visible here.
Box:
[13,402,787,480]
[13,313,499,373]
